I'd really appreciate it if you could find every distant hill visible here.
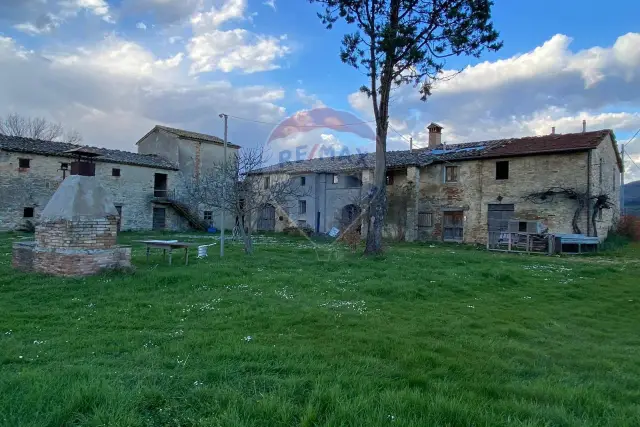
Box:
[624,181,640,216]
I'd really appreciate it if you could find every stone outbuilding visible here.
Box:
[12,172,131,277]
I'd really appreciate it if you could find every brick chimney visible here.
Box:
[428,123,443,149]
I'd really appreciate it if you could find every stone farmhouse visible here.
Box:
[0,125,239,232]
[252,125,623,244]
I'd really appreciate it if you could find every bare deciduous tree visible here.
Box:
[185,145,310,255]
[0,113,82,144]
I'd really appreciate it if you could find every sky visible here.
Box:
[1,0,640,181]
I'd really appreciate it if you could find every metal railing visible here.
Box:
[487,231,553,254]
[153,188,175,199]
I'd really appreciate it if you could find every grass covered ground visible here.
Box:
[1,232,639,426]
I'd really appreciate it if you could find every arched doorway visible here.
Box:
[341,204,361,230]
[257,204,276,231]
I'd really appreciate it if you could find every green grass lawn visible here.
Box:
[1,232,640,427]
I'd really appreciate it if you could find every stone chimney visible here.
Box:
[427,123,443,149]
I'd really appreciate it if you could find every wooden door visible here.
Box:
[257,204,275,231]
[152,207,166,230]
[443,211,464,242]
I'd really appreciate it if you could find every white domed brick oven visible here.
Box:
[12,148,131,277]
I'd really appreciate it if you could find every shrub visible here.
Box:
[616,215,640,241]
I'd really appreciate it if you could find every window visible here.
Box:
[346,175,361,188]
[300,176,306,186]
[518,221,527,232]
[418,212,433,227]
[298,200,307,214]
[496,161,509,180]
[264,176,270,189]
[23,207,34,218]
[112,168,121,177]
[386,172,394,185]
[18,158,30,169]
[332,174,339,184]
[60,163,69,170]
[445,166,458,182]
[598,208,603,221]
[203,211,213,224]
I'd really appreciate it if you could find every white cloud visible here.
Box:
[154,52,184,70]
[263,0,276,11]
[169,36,183,44]
[136,21,147,30]
[191,0,247,32]
[295,89,325,108]
[121,0,201,25]
[0,35,286,152]
[188,30,290,74]
[59,0,115,23]
[348,32,640,160]
[14,13,61,35]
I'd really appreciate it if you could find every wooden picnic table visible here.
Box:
[139,240,196,265]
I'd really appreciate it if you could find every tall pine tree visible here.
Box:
[310,0,502,254]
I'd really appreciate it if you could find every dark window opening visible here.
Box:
[23,207,34,218]
[154,173,168,197]
[298,200,307,214]
[518,221,527,232]
[332,174,339,184]
[346,175,361,188]
[112,168,121,177]
[496,161,509,180]
[264,176,270,189]
[19,158,30,169]
[418,212,433,227]
[300,176,306,186]
[204,210,213,224]
[386,172,394,185]
[445,166,458,182]
[60,163,69,170]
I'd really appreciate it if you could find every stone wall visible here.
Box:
[36,217,118,249]
[252,141,621,244]
[32,246,131,277]
[589,134,621,238]
[416,152,592,243]
[0,150,185,232]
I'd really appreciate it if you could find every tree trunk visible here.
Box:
[239,211,253,254]
[363,0,399,256]
[364,123,388,255]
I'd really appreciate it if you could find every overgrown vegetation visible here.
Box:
[1,232,640,426]
[616,215,640,241]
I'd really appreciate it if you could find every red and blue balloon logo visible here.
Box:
[267,107,375,163]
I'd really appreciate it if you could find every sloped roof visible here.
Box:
[253,129,619,174]
[0,135,178,170]
[138,125,241,149]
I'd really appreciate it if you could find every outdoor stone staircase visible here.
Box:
[152,190,209,231]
